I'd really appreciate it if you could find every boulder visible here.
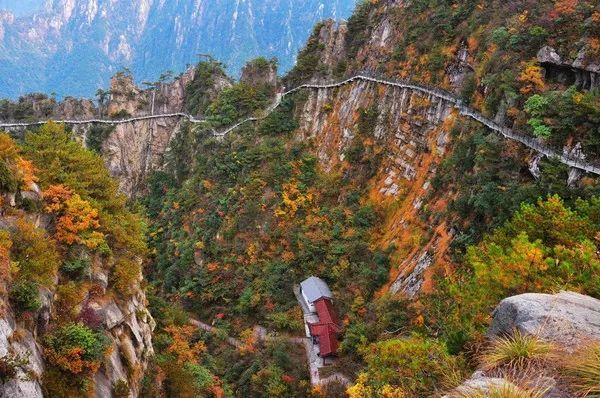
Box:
[537,46,563,65]
[442,371,513,397]
[489,291,600,349]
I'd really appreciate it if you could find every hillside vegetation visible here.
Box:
[1,0,599,397]
[140,0,599,396]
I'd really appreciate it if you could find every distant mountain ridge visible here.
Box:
[0,0,356,98]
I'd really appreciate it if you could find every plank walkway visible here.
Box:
[2,72,598,175]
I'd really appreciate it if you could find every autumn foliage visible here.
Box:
[43,184,106,250]
[518,61,545,95]
[164,325,207,364]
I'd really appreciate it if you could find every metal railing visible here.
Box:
[1,72,598,175]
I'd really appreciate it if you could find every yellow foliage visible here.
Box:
[518,61,545,95]
[238,328,258,355]
[0,133,38,190]
[111,257,141,295]
[348,374,406,398]
[274,180,314,219]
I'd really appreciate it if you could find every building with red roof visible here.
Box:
[300,277,341,358]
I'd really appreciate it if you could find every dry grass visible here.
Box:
[563,342,600,398]
[454,381,548,398]
[479,331,554,371]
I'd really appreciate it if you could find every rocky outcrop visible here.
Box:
[489,291,600,350]
[102,68,195,197]
[241,60,278,88]
[537,46,599,90]
[444,291,600,398]
[313,20,348,74]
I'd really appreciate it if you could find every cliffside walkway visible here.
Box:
[2,72,598,175]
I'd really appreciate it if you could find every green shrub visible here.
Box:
[61,256,92,279]
[0,160,18,192]
[10,281,41,313]
[44,323,110,375]
[351,335,466,396]
[112,379,131,398]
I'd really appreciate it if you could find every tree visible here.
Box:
[43,185,106,250]
[518,61,545,95]
[44,323,110,376]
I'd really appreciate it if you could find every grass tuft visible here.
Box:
[455,381,547,398]
[479,330,553,370]
[563,342,600,398]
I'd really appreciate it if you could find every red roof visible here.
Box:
[308,297,341,357]
[314,298,339,326]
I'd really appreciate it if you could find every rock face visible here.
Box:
[489,291,600,349]
[537,46,599,90]
[293,27,456,297]
[241,60,278,88]
[102,68,195,197]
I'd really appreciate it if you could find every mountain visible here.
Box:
[0,0,599,396]
[0,0,43,16]
[0,0,356,98]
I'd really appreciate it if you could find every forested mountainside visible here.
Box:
[0,125,153,397]
[0,0,356,98]
[0,0,599,397]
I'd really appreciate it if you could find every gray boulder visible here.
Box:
[489,291,600,349]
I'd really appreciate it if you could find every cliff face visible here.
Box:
[102,69,195,197]
[283,0,600,298]
[0,258,155,398]
[286,16,464,297]
[0,132,154,398]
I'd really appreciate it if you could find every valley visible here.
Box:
[0,0,599,397]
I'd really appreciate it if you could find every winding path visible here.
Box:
[2,72,598,175]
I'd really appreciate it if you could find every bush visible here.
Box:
[349,335,466,397]
[112,379,131,398]
[111,258,141,296]
[0,354,29,382]
[9,281,41,313]
[11,219,60,287]
[61,256,91,279]
[44,323,110,375]
[0,160,18,192]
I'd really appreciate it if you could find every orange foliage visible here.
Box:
[518,61,545,95]
[0,133,38,190]
[164,325,206,364]
[43,185,106,249]
[43,184,73,213]
[550,0,578,18]
[17,158,38,188]
[238,328,258,354]
[45,346,101,375]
